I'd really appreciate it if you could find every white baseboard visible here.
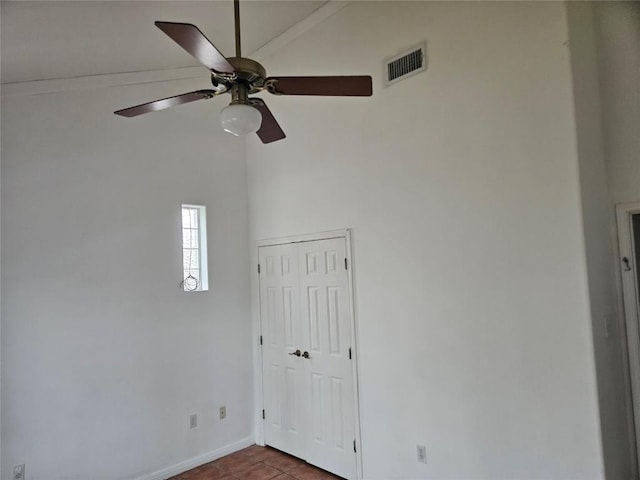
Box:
[132,436,255,480]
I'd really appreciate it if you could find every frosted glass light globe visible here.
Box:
[219,104,262,136]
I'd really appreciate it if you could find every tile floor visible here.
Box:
[169,444,345,480]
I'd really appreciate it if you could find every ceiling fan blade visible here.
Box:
[114,90,218,117]
[251,100,286,144]
[265,76,372,96]
[155,22,235,74]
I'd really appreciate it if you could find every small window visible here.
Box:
[181,205,208,292]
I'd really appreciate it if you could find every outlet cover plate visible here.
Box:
[417,445,427,463]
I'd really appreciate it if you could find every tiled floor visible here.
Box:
[169,444,345,480]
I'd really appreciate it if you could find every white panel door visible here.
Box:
[259,237,357,480]
[259,243,307,460]
[298,238,356,480]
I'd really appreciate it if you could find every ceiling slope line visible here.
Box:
[1,68,205,98]
[1,0,351,98]
[250,1,351,62]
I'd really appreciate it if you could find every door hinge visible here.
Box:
[353,439,357,453]
[258,263,261,274]
[349,347,352,359]
[344,258,348,270]
[259,335,263,346]
[262,409,265,420]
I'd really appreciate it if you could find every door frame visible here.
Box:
[252,228,363,480]
[616,201,640,465]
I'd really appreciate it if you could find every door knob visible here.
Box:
[289,349,302,357]
[302,351,311,359]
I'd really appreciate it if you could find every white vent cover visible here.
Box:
[384,43,427,86]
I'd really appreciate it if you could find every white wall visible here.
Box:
[246,2,604,478]
[566,3,634,478]
[594,2,640,206]
[1,76,253,479]
[0,74,3,479]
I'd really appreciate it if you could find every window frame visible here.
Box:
[181,204,209,292]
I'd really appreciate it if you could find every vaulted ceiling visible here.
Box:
[1,0,327,84]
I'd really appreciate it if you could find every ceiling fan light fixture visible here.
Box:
[220,103,262,136]
[114,5,373,144]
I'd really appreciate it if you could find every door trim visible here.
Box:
[252,228,363,480]
[616,202,640,467]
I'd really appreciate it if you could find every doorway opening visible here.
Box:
[616,203,640,467]
[254,229,362,480]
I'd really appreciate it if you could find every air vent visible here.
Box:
[384,43,427,86]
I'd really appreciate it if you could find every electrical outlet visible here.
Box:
[417,445,427,464]
[13,464,25,480]
[189,414,197,429]
[219,406,226,420]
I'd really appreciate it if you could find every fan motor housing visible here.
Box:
[212,57,266,94]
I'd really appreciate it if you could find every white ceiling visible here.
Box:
[0,0,327,84]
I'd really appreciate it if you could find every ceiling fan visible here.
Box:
[114,0,373,144]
